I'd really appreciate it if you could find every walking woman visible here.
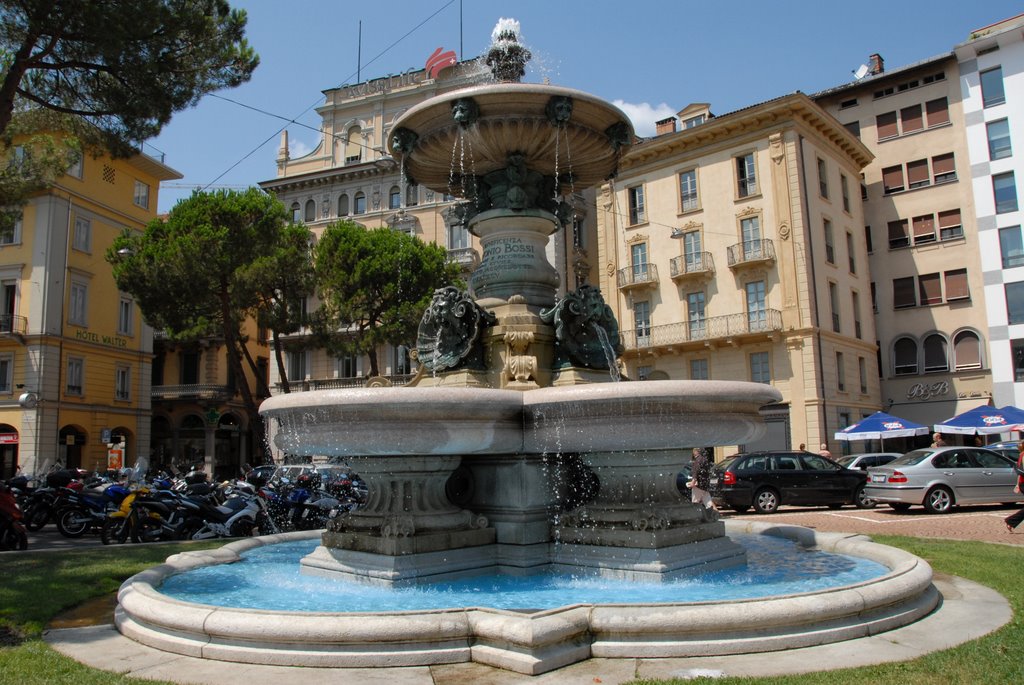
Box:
[1005,441,1024,533]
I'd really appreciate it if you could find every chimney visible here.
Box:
[655,116,677,136]
[868,53,884,75]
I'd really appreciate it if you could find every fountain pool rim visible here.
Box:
[115,521,938,676]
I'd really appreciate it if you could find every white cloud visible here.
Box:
[289,138,314,159]
[612,100,676,138]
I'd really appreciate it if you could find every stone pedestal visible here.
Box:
[469,209,560,309]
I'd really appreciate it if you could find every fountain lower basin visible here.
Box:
[115,521,938,676]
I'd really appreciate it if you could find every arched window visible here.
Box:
[406,184,419,207]
[345,126,361,163]
[338,194,349,216]
[953,330,982,370]
[354,192,366,214]
[893,337,918,375]
[389,185,401,209]
[290,202,301,223]
[922,334,948,373]
[304,199,316,222]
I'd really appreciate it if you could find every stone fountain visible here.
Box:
[262,18,779,585]
[114,20,939,676]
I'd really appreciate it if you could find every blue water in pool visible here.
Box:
[158,534,889,612]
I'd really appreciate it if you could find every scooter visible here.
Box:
[0,481,28,551]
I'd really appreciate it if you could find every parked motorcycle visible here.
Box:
[54,480,131,538]
[0,481,28,551]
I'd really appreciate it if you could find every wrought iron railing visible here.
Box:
[620,309,782,350]
[0,313,27,335]
[616,262,659,288]
[726,239,775,267]
[447,247,480,269]
[669,252,715,279]
[152,384,235,401]
[274,373,417,393]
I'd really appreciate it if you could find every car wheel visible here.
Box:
[854,484,876,509]
[752,488,779,514]
[889,502,912,512]
[923,486,953,514]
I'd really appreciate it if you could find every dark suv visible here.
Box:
[712,450,872,514]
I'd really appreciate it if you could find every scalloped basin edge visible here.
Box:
[114,522,938,676]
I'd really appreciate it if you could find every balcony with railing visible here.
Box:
[152,384,235,401]
[620,309,783,352]
[447,247,480,270]
[616,262,659,291]
[274,372,417,393]
[669,252,715,283]
[727,239,776,270]
[0,313,27,338]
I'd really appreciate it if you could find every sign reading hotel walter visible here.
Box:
[340,47,456,98]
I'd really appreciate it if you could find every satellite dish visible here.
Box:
[18,392,39,409]
[853,64,870,80]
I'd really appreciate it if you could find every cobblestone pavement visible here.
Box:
[719,501,1024,546]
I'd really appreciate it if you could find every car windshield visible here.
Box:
[887,449,933,466]
[836,456,857,467]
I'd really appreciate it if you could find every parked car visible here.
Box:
[835,453,901,471]
[711,451,871,514]
[864,446,1024,514]
[985,441,1021,462]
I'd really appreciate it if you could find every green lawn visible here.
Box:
[0,537,1020,684]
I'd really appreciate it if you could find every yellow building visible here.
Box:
[0,143,180,478]
[595,94,877,454]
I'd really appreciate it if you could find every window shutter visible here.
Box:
[932,153,955,177]
[876,112,898,139]
[900,105,923,133]
[918,273,942,305]
[913,214,935,240]
[907,159,930,187]
[882,165,905,193]
[954,332,980,369]
[938,208,961,229]
[945,269,969,300]
[926,98,950,126]
[888,219,909,246]
[893,277,916,308]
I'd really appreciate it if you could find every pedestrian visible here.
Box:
[930,433,947,448]
[818,443,832,458]
[1005,442,1024,533]
[687,447,716,515]
[798,443,806,451]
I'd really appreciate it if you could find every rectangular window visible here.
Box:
[907,159,930,188]
[678,169,698,212]
[115,366,130,401]
[66,150,83,179]
[925,97,950,127]
[73,217,91,252]
[68,282,87,325]
[1013,339,1024,382]
[829,282,841,332]
[682,230,703,271]
[893,276,916,308]
[882,165,905,194]
[876,111,898,140]
[339,354,358,378]
[987,119,1012,160]
[865,224,873,253]
[737,153,757,197]
[628,185,646,224]
[66,357,84,396]
[133,180,150,209]
[690,358,709,381]
[981,66,1006,107]
[634,300,651,342]
[750,351,770,384]
[817,158,829,198]
[918,272,942,305]
[741,215,761,260]
[994,172,1018,213]
[859,357,868,394]
[117,297,133,335]
[945,269,969,301]
[0,216,20,245]
[846,231,856,273]
[932,153,956,184]
[871,282,877,312]
[852,291,862,339]
[687,291,706,340]
[841,174,850,213]
[836,351,845,392]
[1007,282,1024,325]
[0,354,11,393]
[912,214,936,244]
[1000,226,1024,268]
[630,242,649,282]
[900,104,923,133]
[746,280,767,331]
[287,350,306,381]
[824,219,835,263]
[938,209,963,240]
[888,219,910,248]
[844,120,861,138]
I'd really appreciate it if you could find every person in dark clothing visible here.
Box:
[1005,442,1024,533]
[688,447,716,513]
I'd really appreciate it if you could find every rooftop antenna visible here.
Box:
[357,20,362,82]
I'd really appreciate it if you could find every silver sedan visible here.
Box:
[864,446,1024,514]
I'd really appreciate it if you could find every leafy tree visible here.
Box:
[107,188,297,449]
[312,221,463,378]
[0,0,258,151]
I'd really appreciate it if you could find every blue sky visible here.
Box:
[152,0,1024,213]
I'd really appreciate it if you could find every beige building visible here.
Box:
[814,53,991,431]
[259,58,598,397]
[595,94,877,454]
